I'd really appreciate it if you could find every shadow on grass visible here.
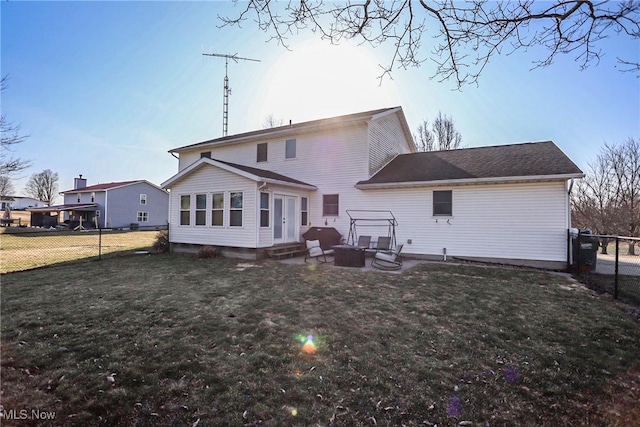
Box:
[2,255,639,426]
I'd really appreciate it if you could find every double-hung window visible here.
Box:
[230,192,243,227]
[323,194,339,217]
[260,193,269,227]
[285,139,296,159]
[301,197,308,226]
[257,143,268,162]
[140,194,147,205]
[211,193,224,226]
[433,190,453,216]
[195,194,207,226]
[180,195,190,225]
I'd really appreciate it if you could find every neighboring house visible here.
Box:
[0,196,44,210]
[162,106,584,268]
[28,175,169,229]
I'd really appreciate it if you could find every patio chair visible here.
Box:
[371,244,404,270]
[304,239,334,263]
[375,236,391,252]
[356,235,371,249]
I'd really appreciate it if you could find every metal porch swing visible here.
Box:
[345,210,398,250]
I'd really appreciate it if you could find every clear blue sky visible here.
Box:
[2,1,639,202]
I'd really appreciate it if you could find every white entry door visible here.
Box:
[274,195,297,244]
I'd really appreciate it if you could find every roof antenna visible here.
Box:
[202,52,260,137]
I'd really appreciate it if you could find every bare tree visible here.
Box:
[220,1,640,87]
[606,138,640,254]
[414,112,463,152]
[0,175,15,198]
[572,155,618,253]
[414,119,435,152]
[432,111,463,150]
[572,138,640,254]
[25,169,59,206]
[262,114,285,128]
[1,76,31,175]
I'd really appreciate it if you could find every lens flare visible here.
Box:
[297,334,317,354]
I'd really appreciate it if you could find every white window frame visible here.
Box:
[322,194,339,217]
[301,196,308,226]
[137,211,148,222]
[211,192,224,227]
[285,139,296,159]
[257,143,268,163]
[195,193,207,226]
[179,195,190,226]
[140,194,147,205]
[229,191,244,227]
[433,190,453,217]
[260,192,270,228]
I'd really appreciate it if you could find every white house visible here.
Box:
[0,196,44,210]
[162,106,583,268]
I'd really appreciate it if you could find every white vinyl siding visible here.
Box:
[368,113,413,175]
[174,124,371,232]
[364,181,570,264]
[167,166,257,247]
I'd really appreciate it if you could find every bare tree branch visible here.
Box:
[220,0,640,87]
[1,75,31,176]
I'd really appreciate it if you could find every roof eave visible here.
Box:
[355,173,585,189]
[169,109,395,154]
[260,178,318,191]
[161,158,317,191]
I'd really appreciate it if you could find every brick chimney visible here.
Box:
[74,174,87,190]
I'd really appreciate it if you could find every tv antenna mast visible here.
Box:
[202,52,260,137]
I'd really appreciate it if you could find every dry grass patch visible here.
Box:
[2,256,639,426]
[0,230,158,273]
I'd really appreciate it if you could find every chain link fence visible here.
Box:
[571,231,640,306]
[0,227,167,274]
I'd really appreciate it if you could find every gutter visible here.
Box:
[355,173,585,190]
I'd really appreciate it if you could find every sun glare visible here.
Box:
[253,39,400,127]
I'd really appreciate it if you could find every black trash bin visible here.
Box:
[572,229,598,272]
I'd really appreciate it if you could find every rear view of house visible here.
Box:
[162,106,583,268]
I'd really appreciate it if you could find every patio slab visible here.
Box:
[272,254,424,274]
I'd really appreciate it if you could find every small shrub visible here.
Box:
[196,245,218,259]
[152,230,170,254]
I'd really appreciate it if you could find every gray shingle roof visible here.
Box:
[170,107,400,153]
[213,159,315,188]
[357,141,583,187]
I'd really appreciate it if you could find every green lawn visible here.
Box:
[2,255,639,426]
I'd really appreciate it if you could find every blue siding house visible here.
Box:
[29,175,169,229]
